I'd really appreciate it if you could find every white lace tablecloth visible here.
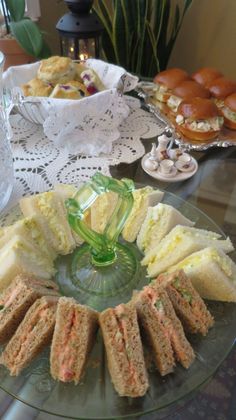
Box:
[8,98,164,208]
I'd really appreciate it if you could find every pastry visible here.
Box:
[81,68,105,94]
[50,81,89,99]
[37,56,76,84]
[21,77,53,97]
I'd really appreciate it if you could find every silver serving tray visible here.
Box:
[136,82,236,152]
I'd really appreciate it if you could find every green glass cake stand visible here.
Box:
[56,172,148,310]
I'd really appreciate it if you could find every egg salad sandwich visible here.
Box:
[0,216,56,261]
[54,183,91,245]
[0,274,59,344]
[0,295,58,376]
[154,270,214,335]
[132,285,195,375]
[167,247,236,302]
[137,203,194,254]
[99,303,149,397]
[0,234,56,292]
[122,187,164,243]
[50,297,98,384]
[90,191,118,234]
[142,225,234,278]
[20,191,76,255]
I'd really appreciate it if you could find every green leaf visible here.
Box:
[0,304,4,310]
[6,0,25,22]
[113,0,129,67]
[38,40,51,59]
[10,19,43,57]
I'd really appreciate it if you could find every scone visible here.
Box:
[21,78,53,97]
[74,62,88,82]
[37,56,76,84]
[50,81,88,99]
[81,68,106,94]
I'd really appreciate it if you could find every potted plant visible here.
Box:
[93,0,193,78]
[0,0,51,69]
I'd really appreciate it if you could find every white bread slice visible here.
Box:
[0,234,56,292]
[90,191,118,234]
[19,191,76,255]
[122,187,164,242]
[168,247,236,302]
[54,183,91,245]
[142,225,234,278]
[0,216,56,260]
[137,203,194,253]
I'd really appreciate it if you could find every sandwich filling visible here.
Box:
[221,106,236,122]
[55,308,81,381]
[9,301,55,365]
[167,95,182,112]
[173,248,234,279]
[113,305,139,387]
[141,287,182,349]
[175,115,224,132]
[34,192,74,254]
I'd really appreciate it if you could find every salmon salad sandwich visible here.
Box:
[0,295,58,376]
[99,302,149,397]
[50,297,98,384]
[0,274,59,344]
[132,284,195,375]
[154,270,214,335]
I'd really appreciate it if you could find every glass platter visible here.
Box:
[0,190,236,419]
[136,82,236,152]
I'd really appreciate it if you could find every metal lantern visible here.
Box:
[56,0,103,60]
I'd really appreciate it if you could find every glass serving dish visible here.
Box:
[136,82,236,152]
[0,188,236,419]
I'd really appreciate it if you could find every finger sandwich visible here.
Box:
[154,270,214,335]
[0,234,56,292]
[132,285,195,374]
[168,247,236,302]
[0,274,59,344]
[122,187,164,242]
[0,216,56,260]
[142,225,234,278]
[0,295,58,376]
[99,303,149,397]
[20,191,76,255]
[50,297,98,384]
[137,203,194,254]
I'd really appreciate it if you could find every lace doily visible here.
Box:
[7,100,164,212]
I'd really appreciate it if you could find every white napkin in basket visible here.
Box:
[3,59,139,156]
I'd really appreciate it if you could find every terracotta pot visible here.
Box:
[0,38,34,70]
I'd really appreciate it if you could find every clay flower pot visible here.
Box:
[0,37,34,70]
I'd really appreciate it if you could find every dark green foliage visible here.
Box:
[93,0,193,77]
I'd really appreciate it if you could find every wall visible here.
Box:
[168,0,236,78]
[38,0,236,79]
[39,0,67,55]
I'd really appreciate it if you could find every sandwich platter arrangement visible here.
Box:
[0,173,236,419]
[137,65,236,152]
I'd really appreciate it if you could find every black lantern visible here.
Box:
[56,0,103,60]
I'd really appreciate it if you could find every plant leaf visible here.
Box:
[38,40,51,59]
[113,0,129,67]
[5,0,25,22]
[10,19,43,57]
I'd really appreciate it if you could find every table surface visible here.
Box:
[0,120,236,420]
